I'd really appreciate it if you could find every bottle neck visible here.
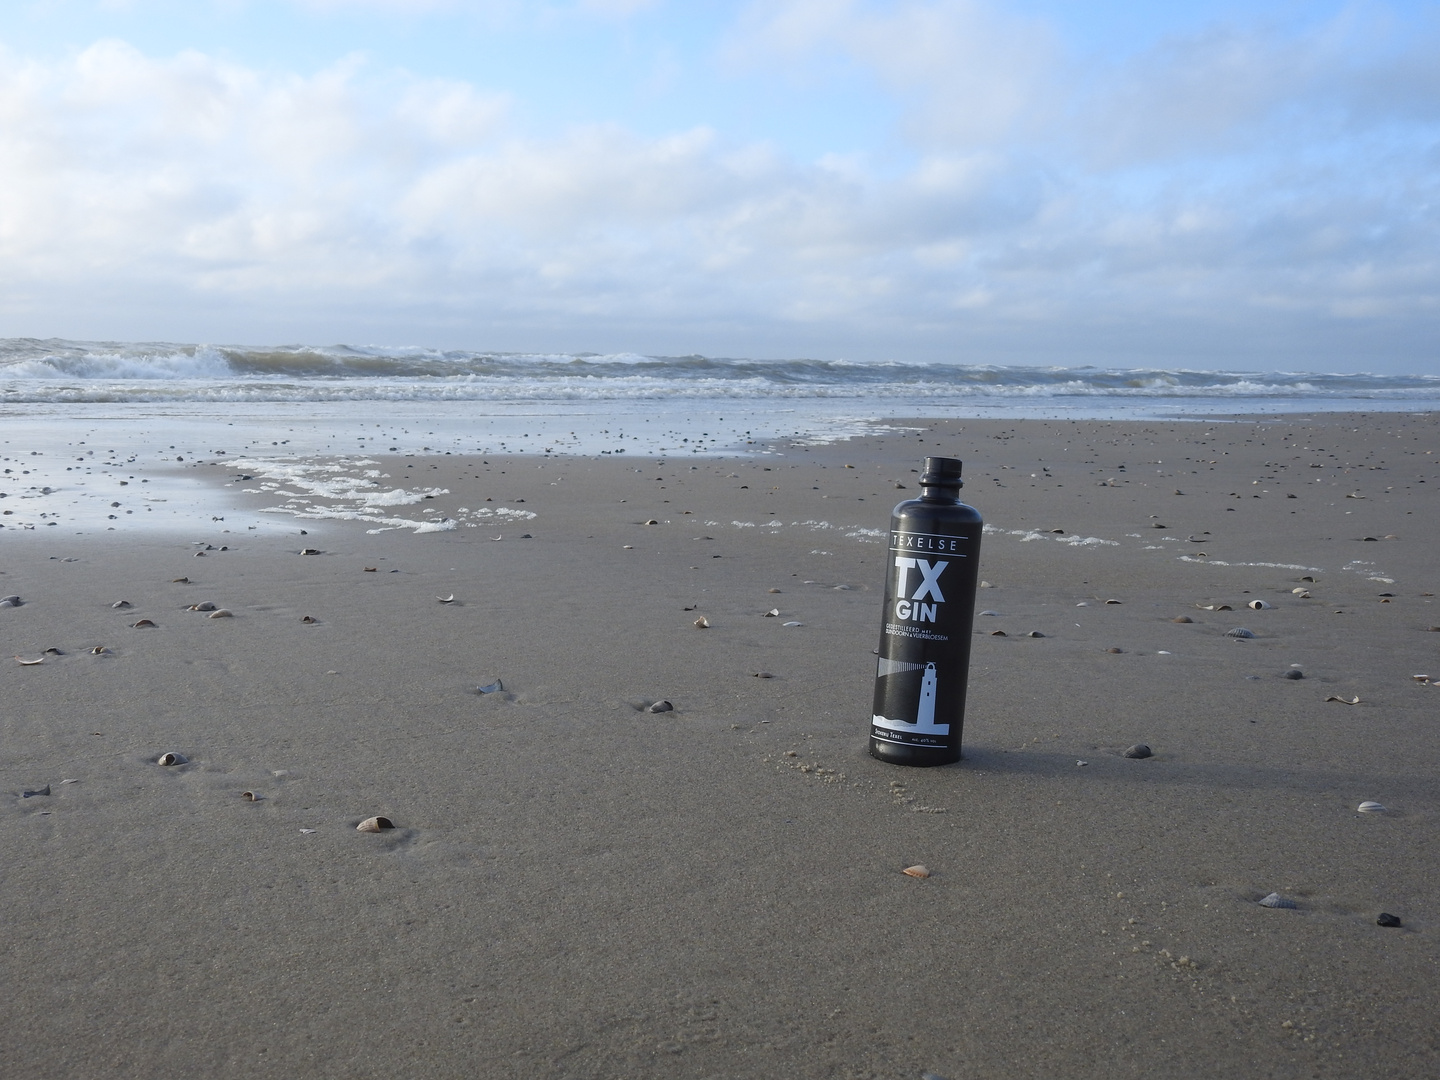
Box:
[918,482,961,502]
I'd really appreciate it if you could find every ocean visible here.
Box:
[3,337,1437,536]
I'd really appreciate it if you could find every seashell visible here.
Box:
[648,700,674,713]
[1412,674,1431,683]
[208,609,233,618]
[241,791,259,801]
[15,655,44,665]
[22,785,50,798]
[1076,602,1089,607]
[1,595,23,606]
[1379,597,1391,603]
[1106,647,1123,653]
[1225,627,1255,638]
[990,630,1007,636]
[1283,669,1305,679]
[157,752,187,766]
[1258,892,1298,909]
[172,577,189,583]
[1325,695,1361,705]
[833,585,851,591]
[767,588,782,593]
[622,545,633,549]
[1299,576,1315,582]
[763,608,780,617]
[364,567,377,572]
[112,600,132,609]
[1076,760,1089,766]
[90,646,110,654]
[782,621,804,627]
[299,548,322,555]
[694,616,710,628]
[644,518,659,525]
[189,601,216,611]
[1293,588,1311,597]
[436,595,455,603]
[1376,912,1402,928]
[1104,599,1122,605]
[1198,603,1233,611]
[1247,600,1272,610]
[753,672,774,678]
[301,615,318,623]
[1362,536,1378,541]
[131,619,157,628]
[299,828,316,834]
[1171,615,1193,623]
[356,816,394,832]
[902,865,930,879]
[194,551,205,557]
[978,610,1001,616]
[1357,800,1386,813]
[1187,535,1207,543]
[1049,528,1065,534]
[476,679,504,694]
[44,647,63,655]
[1026,631,1044,637]
[979,580,993,588]
[1123,744,1153,759]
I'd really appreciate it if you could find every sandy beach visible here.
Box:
[2,412,1437,1078]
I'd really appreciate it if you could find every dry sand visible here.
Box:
[2,413,1437,1078]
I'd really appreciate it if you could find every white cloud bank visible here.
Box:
[1,2,1438,368]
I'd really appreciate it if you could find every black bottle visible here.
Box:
[869,456,982,766]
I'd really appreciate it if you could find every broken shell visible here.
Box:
[1026,630,1045,637]
[15,656,44,666]
[1258,892,1298,909]
[1171,615,1193,623]
[1357,800,1386,813]
[1325,695,1362,705]
[241,791,259,801]
[1247,600,1272,610]
[902,865,930,879]
[111,600,132,609]
[1377,912,1402,928]
[1,595,23,606]
[301,615,318,623]
[1104,599,1122,605]
[299,548,322,555]
[190,601,216,611]
[1198,603,1233,611]
[157,752,188,766]
[131,619,157,628]
[363,567,377,572]
[477,679,504,694]
[767,588,782,593]
[648,700,674,713]
[990,630,1007,636]
[90,646,110,655]
[1123,744,1153,759]
[978,610,1001,616]
[694,616,710,628]
[208,609,233,618]
[1412,674,1431,683]
[356,816,394,832]
[22,785,51,798]
[436,594,455,603]
[44,647,63,655]
[171,577,189,583]
[763,608,780,617]
[1225,627,1255,638]
[644,518,659,525]
[1293,588,1312,598]
[782,621,804,627]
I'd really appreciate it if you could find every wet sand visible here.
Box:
[2,413,1437,1079]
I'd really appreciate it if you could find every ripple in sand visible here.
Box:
[356,816,395,832]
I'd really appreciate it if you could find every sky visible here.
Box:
[1,0,1438,372]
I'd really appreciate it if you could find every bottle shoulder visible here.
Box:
[890,498,983,525]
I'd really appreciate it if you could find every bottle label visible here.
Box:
[871,526,978,749]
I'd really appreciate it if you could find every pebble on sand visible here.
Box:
[356,816,395,832]
[1377,912,1402,928]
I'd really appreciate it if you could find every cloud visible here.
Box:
[0,8,1437,366]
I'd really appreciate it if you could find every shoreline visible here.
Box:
[3,411,1437,1078]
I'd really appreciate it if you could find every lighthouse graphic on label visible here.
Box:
[871,661,949,735]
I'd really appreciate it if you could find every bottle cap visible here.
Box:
[920,456,963,487]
